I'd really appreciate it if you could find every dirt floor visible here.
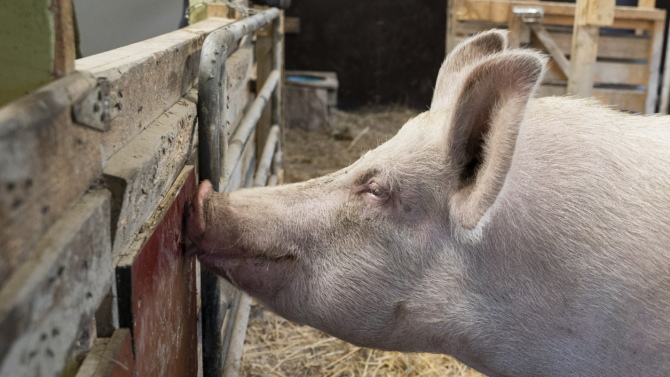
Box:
[240,107,487,377]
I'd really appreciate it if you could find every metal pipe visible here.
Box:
[197,9,280,377]
[222,69,280,187]
[222,161,280,377]
[253,125,280,187]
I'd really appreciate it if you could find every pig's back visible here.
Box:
[479,96,670,375]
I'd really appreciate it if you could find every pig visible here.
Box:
[186,29,670,377]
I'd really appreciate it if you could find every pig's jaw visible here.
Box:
[196,249,297,296]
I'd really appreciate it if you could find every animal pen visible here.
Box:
[3,0,670,376]
[448,0,669,114]
[0,2,285,376]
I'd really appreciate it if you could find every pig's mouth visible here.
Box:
[251,252,298,263]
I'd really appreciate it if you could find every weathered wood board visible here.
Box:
[0,71,103,289]
[529,30,650,61]
[544,59,648,86]
[0,189,112,377]
[75,329,135,377]
[76,17,235,160]
[537,84,646,112]
[103,92,197,258]
[116,167,198,377]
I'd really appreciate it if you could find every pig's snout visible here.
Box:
[186,180,213,255]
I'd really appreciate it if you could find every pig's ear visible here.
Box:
[431,30,508,111]
[446,50,546,230]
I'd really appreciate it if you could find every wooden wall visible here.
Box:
[284,0,447,109]
[0,15,255,376]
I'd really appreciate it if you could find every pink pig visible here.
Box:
[187,30,670,376]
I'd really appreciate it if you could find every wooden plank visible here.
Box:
[528,30,650,60]
[206,3,232,18]
[53,0,75,78]
[645,20,664,113]
[75,17,235,160]
[544,60,648,85]
[567,24,599,96]
[567,0,605,97]
[456,0,665,22]
[508,11,523,49]
[0,71,103,289]
[75,329,134,377]
[638,0,656,8]
[537,84,646,112]
[284,17,300,34]
[660,21,670,113]
[103,92,197,259]
[116,167,198,377]
[577,0,615,26]
[530,24,570,76]
[0,189,112,377]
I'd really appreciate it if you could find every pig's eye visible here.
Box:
[367,183,388,199]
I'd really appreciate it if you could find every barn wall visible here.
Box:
[285,0,447,109]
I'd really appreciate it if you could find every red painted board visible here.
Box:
[116,168,198,377]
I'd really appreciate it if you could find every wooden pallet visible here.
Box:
[447,0,667,113]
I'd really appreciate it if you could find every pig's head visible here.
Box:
[187,30,546,354]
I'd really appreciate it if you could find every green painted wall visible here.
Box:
[0,0,55,107]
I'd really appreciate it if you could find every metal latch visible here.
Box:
[72,78,121,132]
[513,6,544,23]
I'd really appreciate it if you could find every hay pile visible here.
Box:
[241,303,486,377]
[239,107,488,377]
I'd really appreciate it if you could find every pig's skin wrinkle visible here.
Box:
[188,30,670,377]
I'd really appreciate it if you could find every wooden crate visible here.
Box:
[446,0,667,113]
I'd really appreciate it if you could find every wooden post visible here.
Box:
[646,20,665,113]
[508,13,523,49]
[0,0,75,107]
[567,0,615,97]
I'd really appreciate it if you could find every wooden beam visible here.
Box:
[645,20,664,113]
[0,189,112,377]
[660,21,670,114]
[455,1,665,23]
[528,30,650,60]
[545,60,648,86]
[103,92,197,259]
[566,26,599,97]
[0,72,103,288]
[76,17,235,160]
[530,23,571,77]
[638,0,656,9]
[52,0,76,79]
[567,0,616,97]
[284,17,301,34]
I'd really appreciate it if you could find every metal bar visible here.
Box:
[271,15,283,127]
[197,9,280,377]
[254,125,280,187]
[222,154,280,377]
[222,69,280,187]
[222,292,253,377]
